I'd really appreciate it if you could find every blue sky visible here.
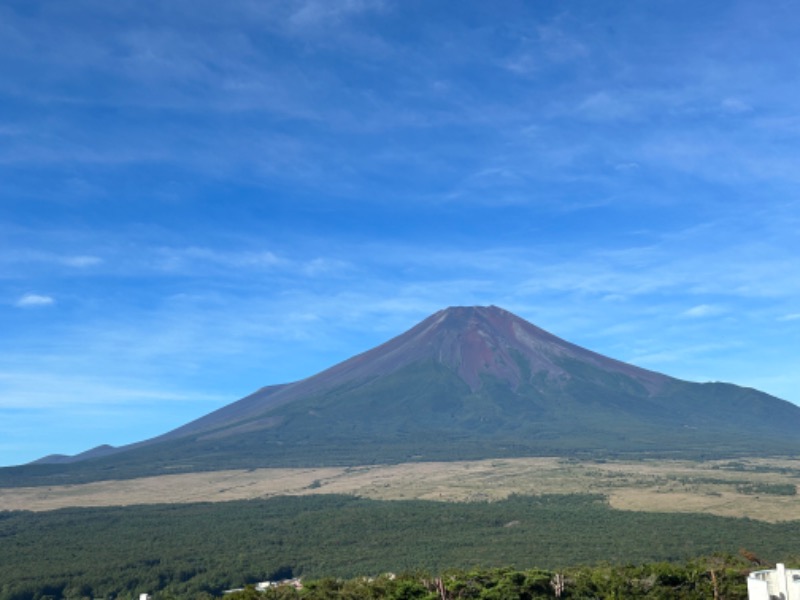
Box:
[2,0,799,467]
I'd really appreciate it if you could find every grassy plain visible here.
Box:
[2,456,799,522]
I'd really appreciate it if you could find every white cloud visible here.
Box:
[503,53,538,75]
[289,0,387,28]
[0,250,104,271]
[15,293,55,307]
[154,247,286,272]
[301,257,352,277]
[721,97,752,114]
[779,313,800,321]
[576,92,636,121]
[536,23,588,62]
[0,371,227,409]
[681,304,724,318]
[61,255,103,268]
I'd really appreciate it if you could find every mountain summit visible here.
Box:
[15,306,800,483]
[160,305,668,438]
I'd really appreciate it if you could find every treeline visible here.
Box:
[1,494,798,600]
[226,558,755,600]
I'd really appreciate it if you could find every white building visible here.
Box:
[748,564,800,600]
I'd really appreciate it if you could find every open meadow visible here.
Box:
[3,456,798,522]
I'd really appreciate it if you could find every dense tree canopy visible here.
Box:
[0,494,793,599]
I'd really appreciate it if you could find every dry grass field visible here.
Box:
[2,457,799,522]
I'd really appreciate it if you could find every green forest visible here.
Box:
[224,560,755,600]
[1,493,797,599]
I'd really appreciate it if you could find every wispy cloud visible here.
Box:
[61,255,103,267]
[575,92,638,122]
[0,371,225,409]
[681,304,725,318]
[721,97,752,114]
[15,293,55,307]
[2,250,104,270]
[288,0,387,29]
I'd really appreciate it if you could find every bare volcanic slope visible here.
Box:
[145,305,670,441]
[8,306,800,485]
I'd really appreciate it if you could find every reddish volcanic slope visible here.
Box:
[157,306,670,441]
[310,305,669,392]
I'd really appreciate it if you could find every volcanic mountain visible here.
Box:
[8,305,800,485]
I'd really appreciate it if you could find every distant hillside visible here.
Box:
[3,305,800,486]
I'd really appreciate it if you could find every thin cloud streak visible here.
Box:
[15,293,55,307]
[0,371,227,409]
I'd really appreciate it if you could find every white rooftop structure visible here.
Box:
[748,564,800,600]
